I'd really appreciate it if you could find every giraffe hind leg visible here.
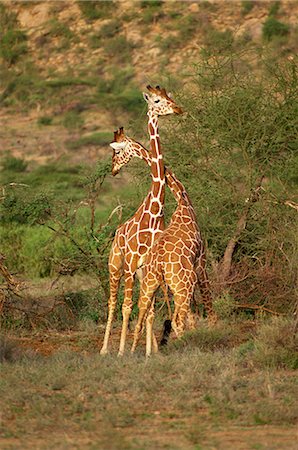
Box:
[100,246,123,355]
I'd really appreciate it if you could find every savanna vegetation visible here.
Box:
[0,1,297,448]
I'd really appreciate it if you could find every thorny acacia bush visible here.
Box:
[0,159,116,292]
[134,54,297,313]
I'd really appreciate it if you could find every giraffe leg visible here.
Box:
[118,273,134,356]
[171,295,189,338]
[195,253,217,325]
[131,296,150,354]
[186,309,197,330]
[165,265,196,339]
[146,298,156,357]
[100,244,123,355]
[160,280,172,320]
[131,277,159,355]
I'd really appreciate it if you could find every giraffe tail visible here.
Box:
[160,319,172,346]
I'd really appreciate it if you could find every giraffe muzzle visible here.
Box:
[173,106,183,115]
[112,167,120,176]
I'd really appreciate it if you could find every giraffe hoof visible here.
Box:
[100,348,109,356]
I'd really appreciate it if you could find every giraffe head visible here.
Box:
[110,127,143,176]
[143,85,183,116]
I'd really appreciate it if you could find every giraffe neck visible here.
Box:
[147,112,165,209]
[131,140,190,205]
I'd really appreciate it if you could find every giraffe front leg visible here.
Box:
[100,247,123,355]
[146,298,156,357]
[118,274,134,357]
[131,277,159,355]
[131,300,149,354]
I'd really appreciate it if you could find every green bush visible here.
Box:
[262,17,290,41]
[140,0,164,24]
[0,189,51,225]
[77,1,113,21]
[0,29,27,65]
[37,116,53,126]
[268,1,280,17]
[103,36,134,62]
[158,54,298,310]
[47,19,74,39]
[241,1,254,15]
[2,156,28,172]
[66,131,111,149]
[252,318,298,369]
[62,111,84,130]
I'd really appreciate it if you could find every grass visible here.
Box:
[0,318,297,449]
[262,17,290,41]
[77,0,113,21]
[66,131,112,149]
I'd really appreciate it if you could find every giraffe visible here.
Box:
[110,127,217,356]
[100,85,182,356]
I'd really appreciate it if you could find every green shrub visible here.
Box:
[268,1,280,17]
[77,1,113,21]
[0,190,51,225]
[0,29,27,65]
[241,1,254,15]
[2,156,28,172]
[99,20,121,39]
[37,116,53,126]
[141,0,163,7]
[213,293,237,319]
[0,3,18,31]
[47,19,74,39]
[262,17,290,41]
[252,318,298,369]
[203,28,234,54]
[62,111,84,130]
[103,36,134,62]
[66,131,111,149]
[89,20,121,48]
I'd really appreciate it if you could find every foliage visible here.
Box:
[103,35,134,63]
[251,318,298,369]
[77,0,113,21]
[62,111,84,130]
[66,131,112,149]
[1,156,27,172]
[140,0,164,24]
[0,4,27,65]
[268,1,280,17]
[262,17,290,41]
[95,66,144,115]
[241,1,254,15]
[37,115,53,126]
[47,18,74,39]
[0,29,27,65]
[156,54,298,311]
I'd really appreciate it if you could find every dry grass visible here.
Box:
[0,318,297,449]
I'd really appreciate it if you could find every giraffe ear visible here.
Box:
[143,92,150,103]
[110,142,125,150]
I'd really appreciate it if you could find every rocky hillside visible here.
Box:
[1,0,297,165]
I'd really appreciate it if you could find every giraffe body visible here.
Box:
[109,128,217,356]
[100,86,182,356]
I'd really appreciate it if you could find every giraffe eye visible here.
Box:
[154,99,160,103]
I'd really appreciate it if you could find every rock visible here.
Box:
[18,3,51,29]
